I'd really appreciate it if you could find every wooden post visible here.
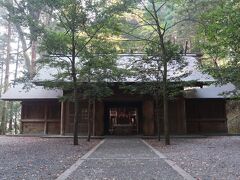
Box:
[182,97,187,134]
[60,101,65,135]
[142,100,154,136]
[44,104,48,135]
[92,100,96,136]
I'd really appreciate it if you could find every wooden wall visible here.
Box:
[21,100,61,134]
[154,97,186,135]
[169,97,186,134]
[63,99,154,136]
[64,101,89,135]
[186,99,227,134]
[20,97,184,136]
[20,97,228,135]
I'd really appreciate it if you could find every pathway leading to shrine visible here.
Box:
[57,138,195,180]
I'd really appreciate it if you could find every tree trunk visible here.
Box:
[8,103,13,132]
[71,17,79,145]
[31,40,37,77]
[184,40,188,55]
[212,57,223,83]
[73,84,79,145]
[0,61,4,97]
[0,103,7,135]
[0,15,11,135]
[92,99,96,136]
[152,1,170,145]
[87,99,92,142]
[156,95,161,141]
[162,35,170,145]
[14,113,17,134]
[4,18,11,94]
[14,38,20,84]
[8,38,21,133]
[163,77,169,145]
[162,42,170,145]
[14,23,32,75]
[0,62,4,133]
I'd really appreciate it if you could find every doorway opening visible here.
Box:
[104,101,142,135]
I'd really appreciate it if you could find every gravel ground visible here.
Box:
[147,136,240,180]
[0,136,100,180]
[69,159,182,180]
[68,139,183,180]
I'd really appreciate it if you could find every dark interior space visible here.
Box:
[104,101,142,135]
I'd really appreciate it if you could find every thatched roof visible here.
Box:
[1,84,63,101]
[2,54,227,100]
[33,54,214,83]
[185,83,236,99]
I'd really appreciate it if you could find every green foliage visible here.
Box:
[119,0,188,98]
[118,0,190,144]
[38,0,128,101]
[198,0,240,94]
[170,0,220,53]
[128,40,186,97]
[0,101,21,134]
[41,31,71,55]
[37,0,130,143]
[1,0,46,40]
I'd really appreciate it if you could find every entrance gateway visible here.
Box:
[104,101,142,135]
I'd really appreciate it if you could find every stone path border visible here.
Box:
[56,139,105,180]
[142,139,195,180]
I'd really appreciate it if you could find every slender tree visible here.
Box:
[78,45,124,141]
[1,0,49,78]
[0,0,12,134]
[121,0,189,144]
[40,0,128,145]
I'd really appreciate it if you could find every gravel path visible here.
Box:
[147,136,240,180]
[68,138,183,180]
[0,136,99,180]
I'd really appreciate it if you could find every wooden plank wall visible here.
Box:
[61,99,104,136]
[21,98,228,135]
[168,97,186,134]
[154,97,186,135]
[65,101,90,135]
[186,99,227,134]
[21,101,61,134]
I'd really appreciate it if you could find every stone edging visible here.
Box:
[55,139,105,180]
[141,139,195,180]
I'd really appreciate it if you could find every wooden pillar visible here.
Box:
[65,101,71,134]
[44,103,48,135]
[95,101,104,136]
[142,100,154,136]
[60,101,65,135]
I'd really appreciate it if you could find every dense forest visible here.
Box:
[0,0,239,144]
